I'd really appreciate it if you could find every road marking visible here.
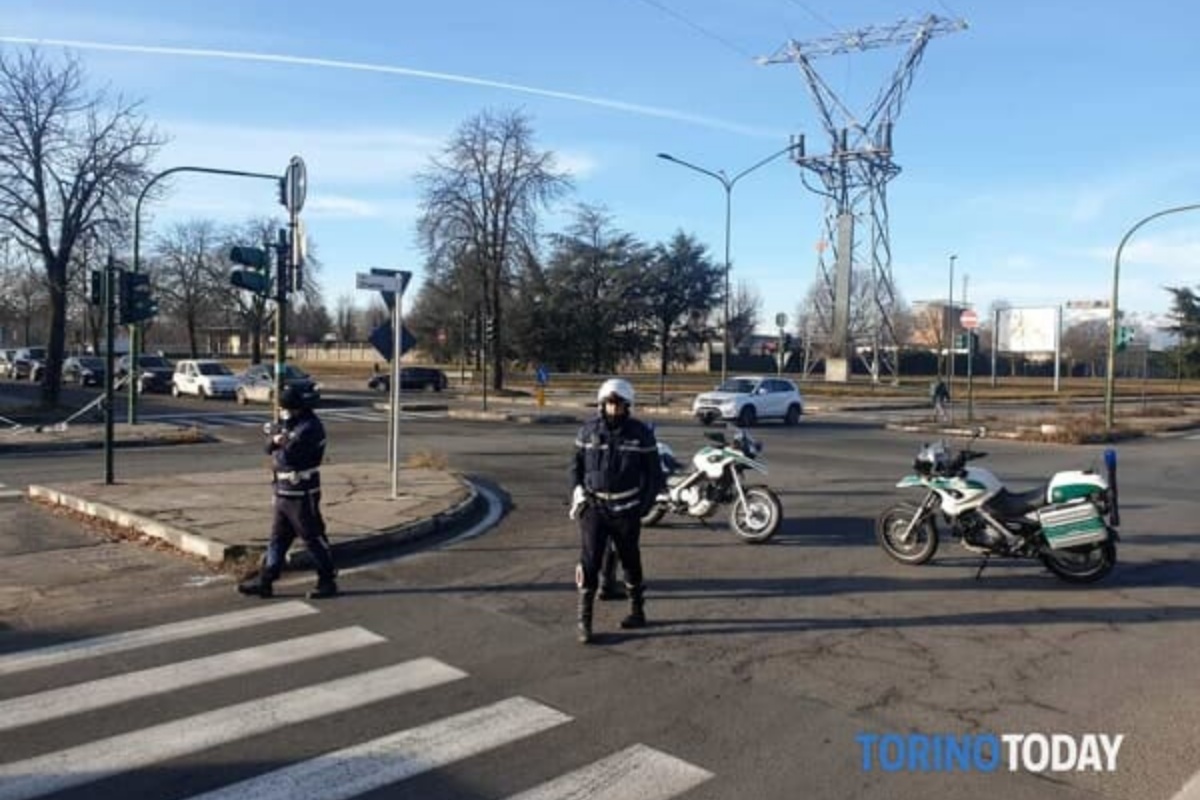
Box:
[0,627,384,732]
[0,657,467,800]
[504,743,714,800]
[1171,770,1200,800]
[180,696,572,800]
[0,601,317,677]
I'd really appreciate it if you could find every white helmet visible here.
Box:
[596,378,635,409]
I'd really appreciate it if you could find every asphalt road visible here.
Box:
[1,407,1198,799]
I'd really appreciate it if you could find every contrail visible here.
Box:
[0,36,778,139]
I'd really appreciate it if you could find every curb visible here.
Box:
[0,432,218,455]
[284,480,484,568]
[446,409,579,424]
[27,484,236,561]
[26,477,485,567]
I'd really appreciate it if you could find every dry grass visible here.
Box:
[404,449,449,470]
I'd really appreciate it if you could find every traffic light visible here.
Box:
[1116,325,1136,352]
[89,269,103,306]
[484,316,496,343]
[276,177,288,208]
[118,271,158,325]
[229,245,272,296]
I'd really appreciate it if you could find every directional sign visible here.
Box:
[356,272,408,292]
[959,309,979,330]
[370,267,412,312]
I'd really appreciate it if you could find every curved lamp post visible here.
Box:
[1104,202,1200,432]
[129,165,279,423]
[657,144,799,384]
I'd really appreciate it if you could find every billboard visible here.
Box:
[996,307,1058,353]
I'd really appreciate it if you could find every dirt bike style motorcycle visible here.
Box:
[641,427,783,543]
[876,430,1120,583]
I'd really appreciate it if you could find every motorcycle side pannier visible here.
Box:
[1039,500,1108,549]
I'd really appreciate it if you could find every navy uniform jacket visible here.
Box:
[570,414,663,516]
[266,410,326,497]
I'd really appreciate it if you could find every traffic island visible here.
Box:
[25,463,480,569]
[0,422,214,454]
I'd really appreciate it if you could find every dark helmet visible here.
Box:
[278,384,310,411]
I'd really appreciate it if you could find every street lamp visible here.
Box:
[1104,202,1200,432]
[657,143,799,384]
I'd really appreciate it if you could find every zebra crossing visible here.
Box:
[0,601,714,800]
[141,407,415,429]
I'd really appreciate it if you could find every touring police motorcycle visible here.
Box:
[877,430,1120,582]
[641,427,783,543]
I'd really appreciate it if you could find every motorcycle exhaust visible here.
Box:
[1103,448,1120,528]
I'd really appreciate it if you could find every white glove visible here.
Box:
[568,485,587,520]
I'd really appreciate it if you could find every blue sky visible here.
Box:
[3,0,1198,330]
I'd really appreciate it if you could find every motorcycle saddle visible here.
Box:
[989,485,1048,517]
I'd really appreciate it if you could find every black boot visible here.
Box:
[237,575,273,599]
[620,584,646,629]
[577,590,596,644]
[306,577,339,600]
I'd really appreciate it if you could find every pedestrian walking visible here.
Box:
[568,378,663,643]
[930,378,951,422]
[238,384,338,600]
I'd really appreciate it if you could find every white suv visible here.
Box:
[172,359,239,399]
[692,376,804,427]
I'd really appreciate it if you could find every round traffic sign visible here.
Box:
[960,309,979,329]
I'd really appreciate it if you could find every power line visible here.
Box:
[782,0,839,33]
[632,0,756,60]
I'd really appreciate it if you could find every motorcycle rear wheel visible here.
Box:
[876,503,939,565]
[730,486,782,543]
[1041,541,1116,583]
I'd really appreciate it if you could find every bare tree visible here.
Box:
[0,49,162,405]
[1061,319,1109,377]
[153,219,222,357]
[417,109,571,389]
[334,294,358,342]
[727,280,762,353]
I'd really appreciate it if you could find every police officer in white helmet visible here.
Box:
[568,378,663,643]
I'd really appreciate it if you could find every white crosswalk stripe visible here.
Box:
[505,744,715,800]
[0,601,316,677]
[0,658,467,800]
[181,697,573,800]
[0,627,384,732]
[0,608,714,800]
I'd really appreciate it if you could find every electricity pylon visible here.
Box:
[759,14,967,382]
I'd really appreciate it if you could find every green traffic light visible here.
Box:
[230,245,269,269]
[230,268,272,296]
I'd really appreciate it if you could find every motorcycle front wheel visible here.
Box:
[876,503,939,565]
[730,486,782,543]
[1041,541,1116,583]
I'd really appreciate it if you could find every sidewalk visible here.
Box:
[25,462,479,569]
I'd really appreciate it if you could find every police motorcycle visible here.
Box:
[876,429,1120,583]
[640,426,783,543]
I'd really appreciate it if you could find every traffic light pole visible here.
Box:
[103,254,117,485]
[129,165,280,425]
[1104,202,1200,433]
[274,230,289,425]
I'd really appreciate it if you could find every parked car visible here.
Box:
[236,363,322,406]
[117,354,175,393]
[691,375,804,427]
[61,356,107,386]
[367,366,449,393]
[0,349,15,379]
[11,347,47,381]
[172,359,239,399]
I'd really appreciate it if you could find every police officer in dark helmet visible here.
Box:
[238,383,338,600]
[569,378,663,643]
